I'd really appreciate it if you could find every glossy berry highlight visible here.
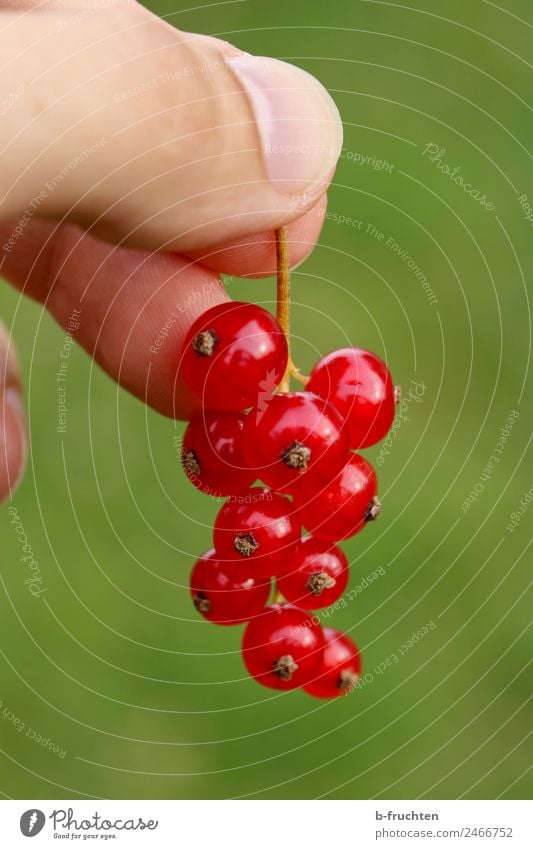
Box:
[244,391,349,492]
[213,487,301,577]
[180,301,288,411]
[304,627,362,698]
[242,604,325,690]
[308,347,395,448]
[181,410,255,497]
[190,549,270,625]
[295,453,379,542]
[276,536,349,610]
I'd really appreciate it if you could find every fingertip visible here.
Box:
[0,388,28,502]
[184,194,327,278]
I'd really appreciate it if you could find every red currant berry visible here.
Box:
[181,410,255,497]
[294,453,380,542]
[307,347,395,448]
[242,604,325,690]
[276,536,348,610]
[180,302,288,411]
[190,549,270,625]
[244,391,349,492]
[213,488,300,577]
[304,627,361,698]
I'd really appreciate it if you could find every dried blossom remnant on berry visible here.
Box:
[305,571,336,596]
[394,385,402,404]
[192,329,218,356]
[273,654,299,681]
[281,441,311,470]
[365,496,382,522]
[193,592,211,613]
[234,532,258,557]
[338,669,359,691]
[181,449,201,477]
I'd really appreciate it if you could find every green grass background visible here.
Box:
[0,0,531,799]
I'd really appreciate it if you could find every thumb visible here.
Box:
[0,6,343,252]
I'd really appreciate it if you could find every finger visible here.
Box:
[185,194,327,278]
[0,322,27,501]
[0,6,342,251]
[0,219,228,419]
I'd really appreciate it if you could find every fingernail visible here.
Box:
[4,387,28,494]
[227,55,343,195]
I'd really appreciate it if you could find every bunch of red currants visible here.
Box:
[179,300,396,698]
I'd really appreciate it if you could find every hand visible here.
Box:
[0,0,343,500]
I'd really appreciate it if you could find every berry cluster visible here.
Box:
[179,295,396,698]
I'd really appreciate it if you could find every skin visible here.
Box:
[0,0,339,501]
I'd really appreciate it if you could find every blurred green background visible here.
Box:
[0,0,531,800]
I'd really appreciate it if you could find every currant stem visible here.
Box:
[275,227,291,393]
[275,227,309,392]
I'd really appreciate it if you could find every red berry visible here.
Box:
[307,347,395,448]
[180,302,288,411]
[244,391,349,492]
[294,453,380,542]
[181,410,255,497]
[304,627,361,698]
[213,488,300,577]
[242,604,325,690]
[190,549,270,625]
[276,536,348,610]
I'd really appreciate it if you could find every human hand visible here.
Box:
[0,0,343,500]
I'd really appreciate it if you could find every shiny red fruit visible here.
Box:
[244,391,349,492]
[276,536,349,610]
[307,347,395,448]
[181,410,255,497]
[294,453,380,542]
[213,488,300,578]
[242,604,325,690]
[190,549,270,625]
[180,302,288,411]
[304,627,362,698]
